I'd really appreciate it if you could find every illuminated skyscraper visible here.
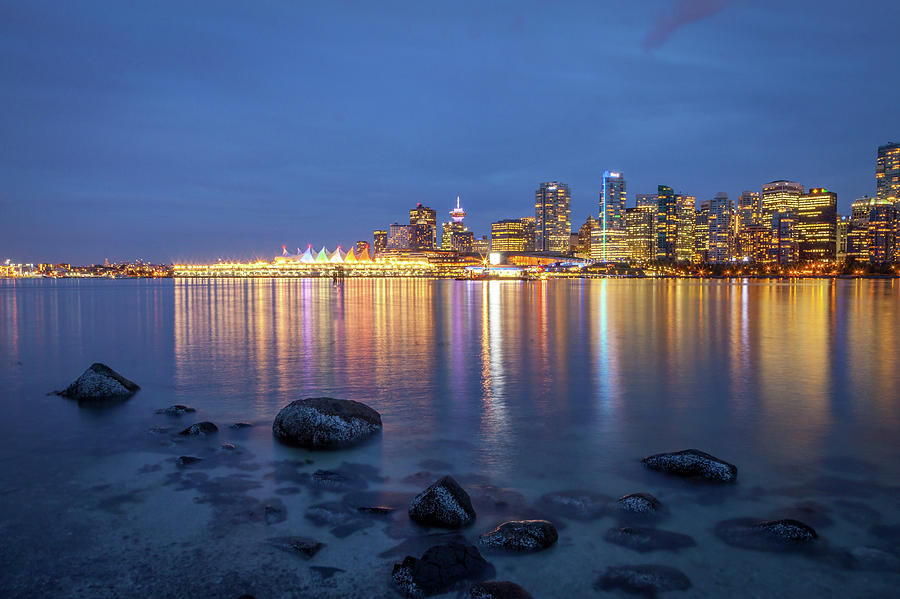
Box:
[491,219,531,252]
[575,215,599,259]
[441,196,473,252]
[707,192,733,264]
[656,185,678,261]
[595,171,627,262]
[519,217,536,252]
[694,201,710,263]
[867,199,896,263]
[535,182,571,253]
[373,230,387,255]
[836,216,849,260]
[387,223,414,250]
[735,191,761,259]
[876,142,900,205]
[676,194,696,263]
[762,180,804,220]
[771,211,799,265]
[847,197,874,260]
[355,240,371,259]
[625,205,656,263]
[409,204,437,249]
[636,194,658,209]
[797,188,837,261]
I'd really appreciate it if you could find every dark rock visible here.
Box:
[536,490,611,521]
[267,536,324,559]
[231,422,253,429]
[392,542,492,597]
[618,493,662,514]
[57,363,140,402]
[468,581,533,599]
[305,502,373,538]
[478,520,558,552]
[176,456,203,467]
[409,476,476,529]
[310,566,344,579]
[179,422,218,436]
[272,397,382,449]
[221,443,236,451]
[603,526,697,553]
[265,503,286,525]
[715,518,818,552]
[156,404,195,416]
[358,505,395,515]
[595,565,691,596]
[310,469,368,492]
[642,449,737,482]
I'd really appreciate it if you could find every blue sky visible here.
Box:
[1,0,898,263]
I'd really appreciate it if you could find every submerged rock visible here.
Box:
[305,502,373,538]
[392,542,492,597]
[468,581,533,599]
[715,518,818,552]
[770,501,833,529]
[156,404,195,416]
[57,363,140,403]
[179,422,218,436]
[595,564,691,596]
[267,536,324,559]
[536,490,611,521]
[409,476,476,529]
[231,422,253,429]
[357,505,395,515]
[272,397,382,449]
[175,456,203,467]
[478,520,558,552]
[618,493,662,514]
[603,526,697,553]
[642,449,737,482]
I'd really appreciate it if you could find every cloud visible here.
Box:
[644,0,731,51]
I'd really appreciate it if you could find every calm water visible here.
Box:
[1,278,899,598]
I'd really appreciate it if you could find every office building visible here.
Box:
[708,192,733,264]
[694,201,710,263]
[575,215,598,259]
[656,185,678,261]
[837,216,849,260]
[771,211,799,265]
[519,217,536,252]
[491,219,531,252]
[373,230,388,255]
[595,170,627,262]
[409,204,437,249]
[535,182,571,253]
[847,197,874,260]
[867,199,897,263]
[797,188,837,261]
[625,205,656,263]
[355,240,371,259]
[735,191,761,259]
[762,180,804,220]
[676,194,696,263]
[387,223,414,250]
[876,142,900,205]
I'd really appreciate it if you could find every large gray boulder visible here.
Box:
[642,449,737,482]
[57,363,140,402]
[714,518,818,552]
[272,397,382,449]
[468,581,533,599]
[478,520,558,552]
[392,542,492,597]
[409,476,476,529]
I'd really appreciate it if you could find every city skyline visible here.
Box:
[2,2,899,263]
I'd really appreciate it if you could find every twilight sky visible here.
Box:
[2,0,898,264]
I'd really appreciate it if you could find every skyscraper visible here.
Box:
[771,211,799,265]
[876,142,900,205]
[373,230,387,255]
[595,171,627,262]
[519,217,536,252]
[491,219,531,252]
[535,182,571,253]
[409,203,437,249]
[676,193,696,263]
[656,185,678,261]
[867,200,897,263]
[797,188,837,262]
[694,200,710,263]
[441,196,473,252]
[575,215,599,259]
[625,205,656,263]
[355,240,371,259]
[847,197,873,260]
[387,223,414,250]
[707,192,733,264]
[761,180,804,221]
[735,191,761,259]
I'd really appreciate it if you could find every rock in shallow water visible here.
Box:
[642,449,737,482]
[179,422,218,436]
[603,526,696,553]
[618,493,662,514]
[595,564,691,596]
[478,520,558,552]
[468,581,533,599]
[57,363,140,403]
[714,518,818,552]
[156,404,195,416]
[272,397,382,449]
[267,536,324,559]
[409,476,476,529]
[392,542,492,597]
[176,456,203,467]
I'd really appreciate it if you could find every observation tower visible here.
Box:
[450,196,466,223]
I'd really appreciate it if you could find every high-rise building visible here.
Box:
[409,203,437,249]
[373,230,388,255]
[694,201,710,263]
[535,182,571,253]
[707,192,733,263]
[625,205,656,263]
[836,216,849,260]
[442,223,474,253]
[762,180,804,220]
[797,188,837,262]
[595,171,627,262]
[355,240,371,259]
[491,219,531,252]
[519,217,536,252]
[473,235,490,255]
[387,223,414,250]
[876,142,900,205]
[867,199,897,263]
[636,194,658,209]
[771,211,799,265]
[735,191,761,259]
[676,193,696,263]
[847,197,874,260]
[575,215,598,259]
[656,185,678,261]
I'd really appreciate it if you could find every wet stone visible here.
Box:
[231,422,253,429]
[267,536,324,559]
[272,397,382,449]
[715,518,818,552]
[392,541,493,598]
[156,404,195,416]
[595,564,691,596]
[357,505,395,515]
[310,566,344,579]
[57,362,140,403]
[409,476,476,529]
[305,502,373,538]
[468,580,534,599]
[310,469,368,492]
[221,443,236,451]
[618,493,662,514]
[176,456,203,467]
[642,449,737,482]
[536,490,611,521]
[179,422,218,436]
[478,520,558,553]
[603,526,697,553]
